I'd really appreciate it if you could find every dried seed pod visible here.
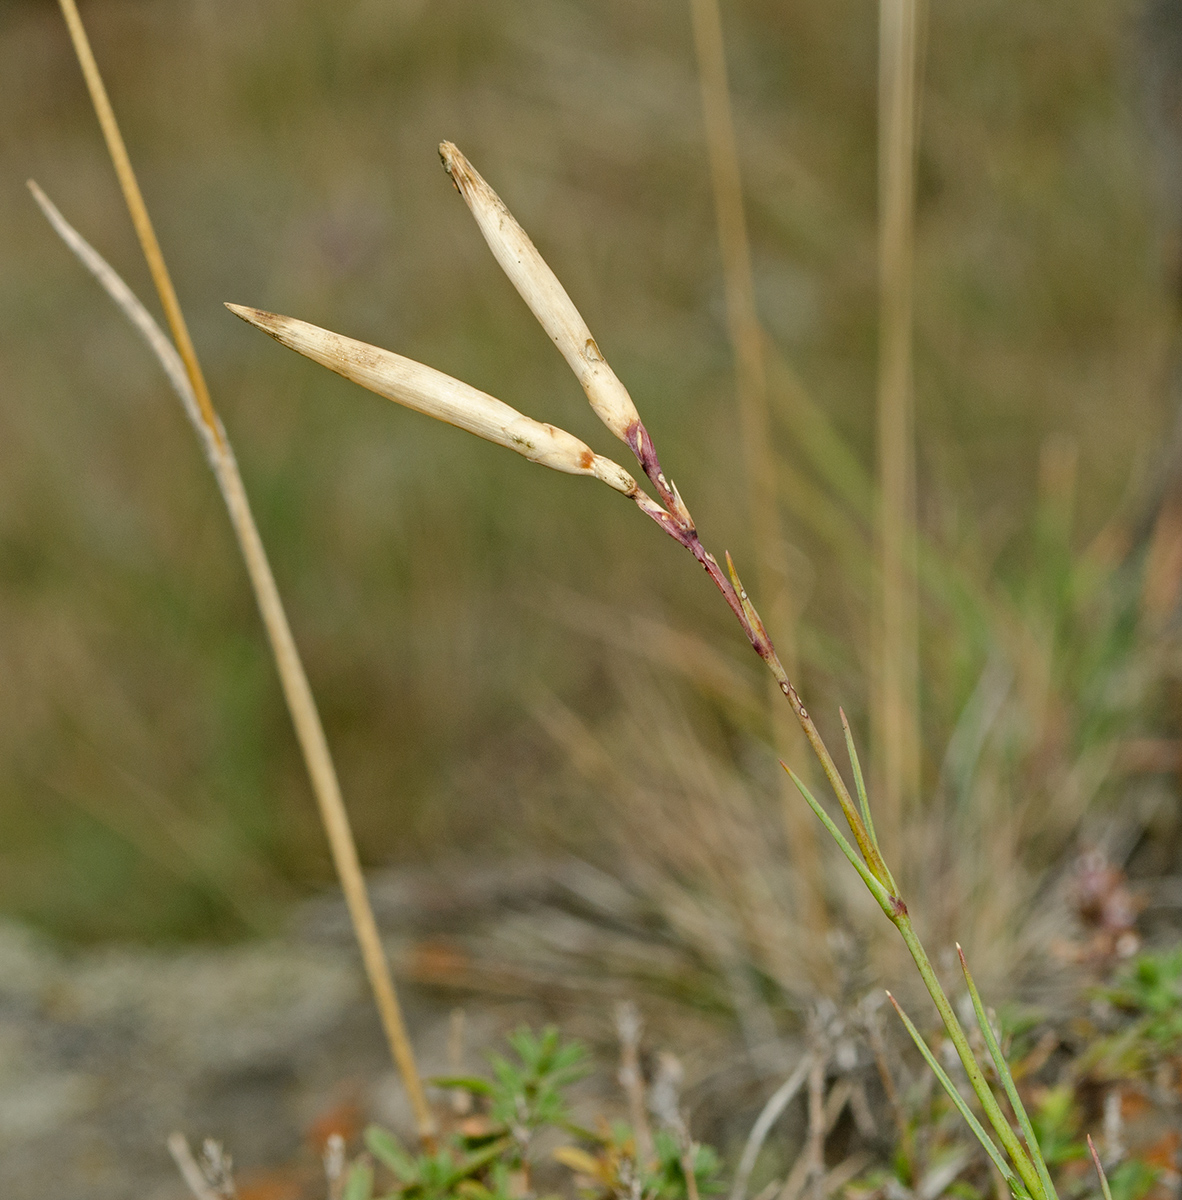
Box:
[439,142,642,446]
[226,305,639,496]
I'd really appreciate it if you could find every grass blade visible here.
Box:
[886,993,1023,1194]
[1087,1135,1114,1200]
[52,0,440,1142]
[839,708,891,887]
[875,0,923,855]
[958,946,1057,1200]
[784,767,896,919]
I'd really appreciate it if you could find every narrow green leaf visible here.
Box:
[448,1137,514,1185]
[429,1075,496,1096]
[784,766,897,919]
[364,1126,418,1181]
[839,708,888,882]
[886,992,1024,1194]
[343,1160,375,1200]
[958,946,1057,1200]
[1087,1136,1114,1200]
[892,921,1044,1198]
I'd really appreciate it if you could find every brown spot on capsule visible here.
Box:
[584,338,604,363]
[340,340,380,370]
[579,449,594,469]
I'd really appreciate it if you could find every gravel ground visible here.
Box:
[0,860,741,1200]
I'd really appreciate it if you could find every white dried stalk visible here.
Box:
[226,304,639,496]
[31,182,438,1145]
[729,1054,813,1200]
[438,141,642,446]
[168,1133,222,1200]
[29,181,219,465]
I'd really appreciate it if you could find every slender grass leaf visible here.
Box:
[959,946,1057,1200]
[365,1126,418,1180]
[886,993,1024,1196]
[784,766,896,918]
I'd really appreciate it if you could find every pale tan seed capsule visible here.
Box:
[226,305,639,496]
[439,142,642,445]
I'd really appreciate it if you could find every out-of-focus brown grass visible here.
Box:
[1,0,1177,948]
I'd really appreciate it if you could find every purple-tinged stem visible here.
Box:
[622,425,887,885]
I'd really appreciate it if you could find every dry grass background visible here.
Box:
[1,0,1178,965]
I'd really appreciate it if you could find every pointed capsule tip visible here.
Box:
[438,141,475,193]
[225,303,278,330]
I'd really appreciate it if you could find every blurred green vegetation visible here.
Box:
[1,0,1179,946]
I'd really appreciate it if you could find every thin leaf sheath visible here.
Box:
[225,305,638,495]
[439,141,641,446]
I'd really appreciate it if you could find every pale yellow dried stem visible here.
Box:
[40,12,438,1140]
[875,0,923,856]
[687,0,830,974]
[215,431,438,1147]
[56,0,222,450]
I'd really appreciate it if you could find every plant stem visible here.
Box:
[891,916,1043,1199]
[875,0,923,855]
[52,0,436,1147]
[687,0,830,970]
[56,0,222,449]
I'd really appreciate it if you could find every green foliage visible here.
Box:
[339,1027,711,1200]
[1028,1087,1084,1169]
[486,1026,588,1147]
[1102,948,1182,1020]
[1104,1159,1160,1200]
[649,1130,724,1199]
[1084,948,1182,1078]
[344,1159,376,1200]
[363,1126,512,1200]
[555,1123,722,1200]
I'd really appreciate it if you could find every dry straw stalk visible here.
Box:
[49,0,436,1146]
[875,0,924,852]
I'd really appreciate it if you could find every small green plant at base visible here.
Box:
[329,1027,718,1200]
[1084,948,1182,1079]
[557,1128,724,1200]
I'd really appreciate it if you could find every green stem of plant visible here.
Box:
[960,947,1057,1200]
[759,645,893,887]
[890,914,1045,1200]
